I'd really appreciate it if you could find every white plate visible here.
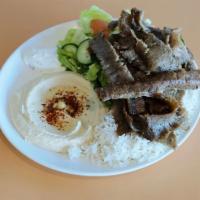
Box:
[0,20,200,176]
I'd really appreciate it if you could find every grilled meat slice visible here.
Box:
[109,32,148,80]
[110,33,147,74]
[112,9,195,73]
[112,100,132,135]
[126,105,185,147]
[97,70,200,101]
[126,96,178,115]
[118,10,132,31]
[118,11,149,64]
[128,8,192,72]
[90,33,134,83]
[129,9,179,72]
[132,108,184,147]
[108,11,148,74]
[148,27,173,44]
[126,98,146,115]
[90,34,135,133]
[125,96,181,147]
[148,27,197,71]
[108,20,118,30]
[90,34,136,134]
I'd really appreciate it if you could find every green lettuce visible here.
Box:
[58,28,89,47]
[84,63,101,81]
[57,50,79,72]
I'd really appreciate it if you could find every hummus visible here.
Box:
[10,72,104,152]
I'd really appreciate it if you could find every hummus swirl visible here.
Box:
[10,72,104,152]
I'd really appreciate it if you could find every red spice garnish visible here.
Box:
[41,89,87,130]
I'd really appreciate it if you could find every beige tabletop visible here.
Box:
[1,0,200,199]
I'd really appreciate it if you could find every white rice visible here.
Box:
[80,114,170,167]
[65,90,199,167]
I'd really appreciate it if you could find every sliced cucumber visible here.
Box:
[77,39,92,64]
[62,43,78,58]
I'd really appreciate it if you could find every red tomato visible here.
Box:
[90,19,109,37]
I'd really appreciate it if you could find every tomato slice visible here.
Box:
[90,19,109,37]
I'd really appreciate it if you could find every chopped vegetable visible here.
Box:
[58,54,79,72]
[84,63,100,81]
[79,5,112,34]
[62,28,77,44]
[62,44,78,58]
[58,28,89,47]
[57,5,111,89]
[90,19,109,37]
[77,39,92,64]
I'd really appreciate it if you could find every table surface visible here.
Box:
[1,0,200,199]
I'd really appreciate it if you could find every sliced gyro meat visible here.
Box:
[130,8,193,72]
[124,95,183,147]
[112,100,132,135]
[148,27,173,44]
[109,33,147,73]
[108,20,118,31]
[90,33,134,83]
[126,98,146,115]
[97,70,200,101]
[126,103,185,148]
[90,33,135,134]
[126,96,178,116]
[132,107,184,147]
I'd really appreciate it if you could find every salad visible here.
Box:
[57,5,113,88]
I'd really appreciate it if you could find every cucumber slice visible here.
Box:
[77,39,92,64]
[62,44,78,58]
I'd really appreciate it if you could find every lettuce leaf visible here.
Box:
[84,63,100,81]
[79,5,113,34]
[58,28,89,47]
[57,48,80,72]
